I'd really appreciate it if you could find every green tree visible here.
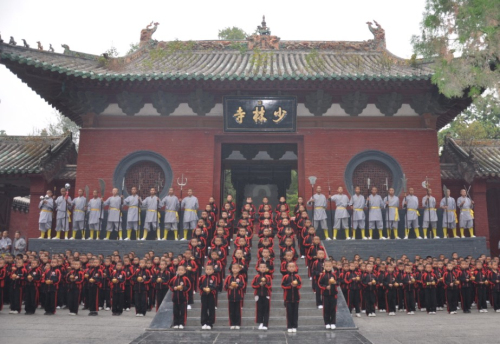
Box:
[218,27,247,40]
[0,130,6,135]
[31,111,80,149]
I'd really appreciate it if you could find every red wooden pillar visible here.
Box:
[472,179,490,248]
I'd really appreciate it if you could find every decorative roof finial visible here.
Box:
[257,15,271,36]
[22,39,29,48]
[49,44,54,52]
[366,20,386,50]
[37,41,44,51]
[9,36,16,45]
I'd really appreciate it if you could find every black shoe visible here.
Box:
[44,312,53,315]
[112,313,117,316]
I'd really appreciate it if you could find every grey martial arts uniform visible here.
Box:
[383,196,400,229]
[71,196,86,231]
[457,196,474,229]
[38,198,54,232]
[330,194,349,229]
[367,194,384,230]
[55,196,72,232]
[350,194,365,230]
[402,195,419,229]
[181,195,199,229]
[143,196,160,230]
[161,195,180,230]
[87,198,102,230]
[422,195,438,229]
[124,195,141,230]
[103,196,122,231]
[308,193,328,230]
[440,197,456,228]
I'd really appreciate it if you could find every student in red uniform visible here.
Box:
[489,261,500,312]
[170,265,191,329]
[401,264,417,314]
[422,263,437,314]
[133,258,151,317]
[281,261,302,333]
[66,260,84,315]
[110,261,127,315]
[9,259,26,314]
[311,250,326,309]
[123,257,134,312]
[224,263,245,330]
[472,261,488,312]
[318,260,338,329]
[458,260,473,313]
[180,250,198,309]
[87,258,103,316]
[384,264,398,316]
[344,262,362,317]
[24,258,42,315]
[99,257,112,311]
[154,260,171,312]
[361,263,377,317]
[251,263,272,330]
[443,262,460,314]
[199,264,218,330]
[42,259,61,315]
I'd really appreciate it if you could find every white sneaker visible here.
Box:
[404,236,408,240]
[421,309,426,312]
[69,313,76,316]
[69,237,75,240]
[368,313,373,317]
[287,329,292,333]
[261,326,267,330]
[65,237,69,240]
[495,309,500,313]
[124,238,130,241]
[356,313,361,317]
[103,238,109,241]
[389,312,395,316]
[180,238,186,241]
[484,309,488,313]
[235,326,240,329]
[105,307,110,311]
[379,309,384,313]
[471,235,476,238]
[187,305,191,310]
[52,237,59,240]
[202,325,207,330]
[179,325,184,329]
[87,237,93,240]
[125,308,130,312]
[206,325,212,330]
[309,277,313,281]
[326,324,331,329]
[434,236,440,239]
[417,236,422,239]
[395,237,401,239]
[301,255,305,259]
[372,313,376,317]
[346,237,351,240]
[99,307,103,311]
[368,237,372,240]
[326,237,332,241]
[318,305,323,309]
[423,236,427,239]
[230,326,235,330]
[361,310,366,313]
[119,238,123,241]
[258,323,263,330]
[81,237,86,240]
[173,325,179,329]
[136,314,141,317]
[292,328,297,332]
[330,324,336,330]
[56,306,61,309]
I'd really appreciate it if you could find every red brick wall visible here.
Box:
[9,208,29,234]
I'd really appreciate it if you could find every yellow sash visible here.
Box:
[90,208,100,211]
[408,208,420,216]
[166,209,179,221]
[41,209,52,213]
[461,208,474,219]
[389,206,399,221]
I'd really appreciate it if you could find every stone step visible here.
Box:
[185,315,327,327]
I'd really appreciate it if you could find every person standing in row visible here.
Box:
[402,188,420,239]
[71,189,86,240]
[162,188,180,241]
[123,187,141,241]
[103,188,122,240]
[308,186,330,240]
[181,189,199,241]
[384,188,400,239]
[87,190,102,240]
[142,188,160,241]
[367,187,385,240]
[457,189,475,239]
[54,187,72,240]
[38,190,54,239]
[349,187,365,240]
[440,189,455,238]
[422,188,438,239]
[329,187,349,240]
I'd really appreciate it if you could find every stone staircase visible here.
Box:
[184,235,326,330]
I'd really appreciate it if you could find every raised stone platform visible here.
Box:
[27,238,188,256]
[323,237,488,260]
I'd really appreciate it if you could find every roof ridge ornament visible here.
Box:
[247,15,280,50]
[140,21,159,48]
[366,20,386,50]
[258,15,271,36]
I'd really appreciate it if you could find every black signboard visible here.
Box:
[223,96,297,132]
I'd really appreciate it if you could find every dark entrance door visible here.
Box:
[221,143,298,216]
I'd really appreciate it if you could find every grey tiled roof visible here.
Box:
[54,164,77,180]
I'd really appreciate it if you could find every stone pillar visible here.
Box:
[27,176,49,239]
[472,179,490,249]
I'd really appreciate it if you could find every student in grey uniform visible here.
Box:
[181,189,199,240]
[71,189,86,240]
[422,189,438,239]
[38,190,54,239]
[402,188,420,239]
[142,187,161,241]
[87,190,102,240]
[367,187,385,240]
[103,188,122,240]
[384,188,400,239]
[329,187,350,240]
[457,189,475,238]
[439,189,455,238]
[123,186,141,241]
[161,187,180,240]
[349,186,365,240]
[54,187,72,240]
[308,186,330,240]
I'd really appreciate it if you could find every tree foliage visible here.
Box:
[31,112,80,149]
[218,27,247,40]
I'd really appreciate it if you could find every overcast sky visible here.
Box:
[0,0,426,135]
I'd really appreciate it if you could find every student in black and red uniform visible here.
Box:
[224,263,246,330]
[199,264,218,330]
[375,263,387,313]
[170,265,191,329]
[24,258,42,315]
[489,261,500,313]
[472,260,488,312]
[9,259,26,314]
[443,262,460,314]
[110,261,127,316]
[458,260,473,313]
[255,248,274,277]
[281,261,302,333]
[179,249,198,310]
[154,260,171,312]
[123,257,134,312]
[132,258,151,317]
[311,250,326,309]
[42,259,61,315]
[251,262,272,330]
[344,262,362,317]
[0,257,6,311]
[401,264,417,314]
[422,263,438,314]
[87,258,103,316]
[361,263,377,317]
[66,260,84,315]
[318,259,338,330]
[99,257,112,311]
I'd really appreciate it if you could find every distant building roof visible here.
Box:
[440,137,500,183]
[12,196,30,212]
[0,135,77,181]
